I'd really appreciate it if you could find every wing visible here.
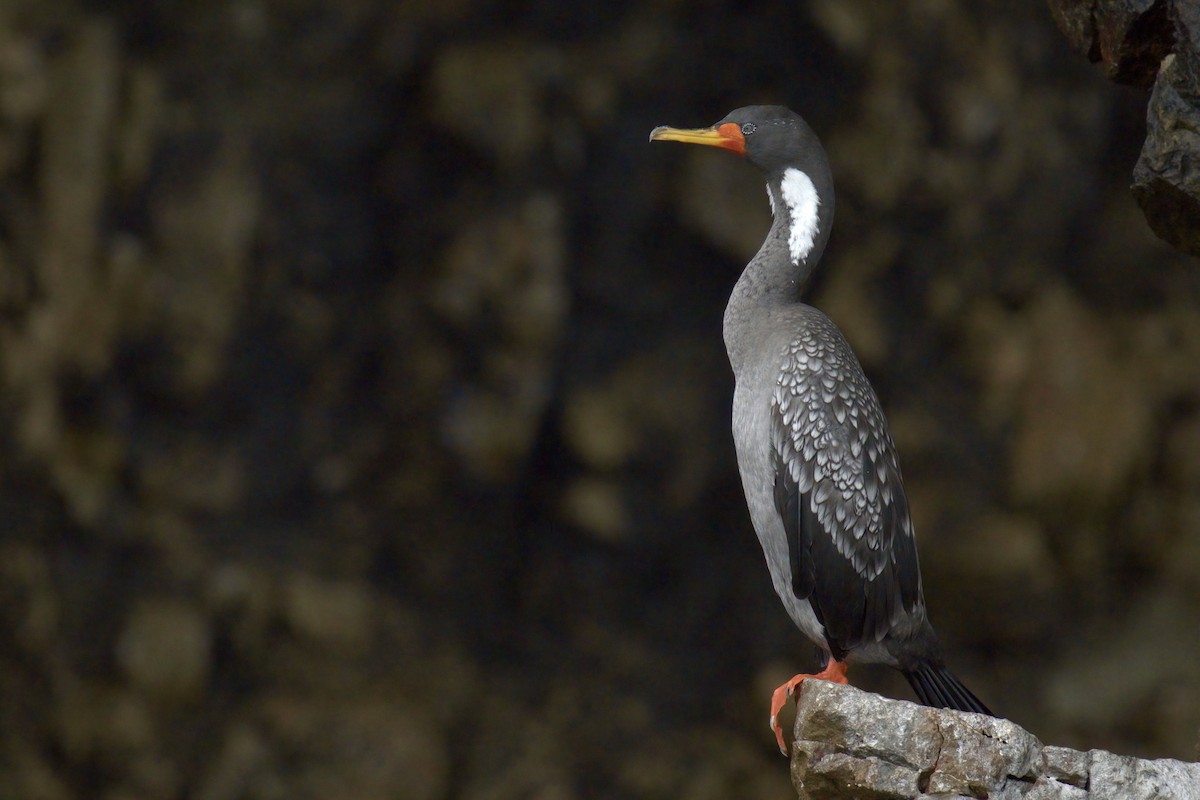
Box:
[770,326,921,658]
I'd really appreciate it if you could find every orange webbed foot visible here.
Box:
[768,659,849,755]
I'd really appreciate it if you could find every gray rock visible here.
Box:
[1088,750,1200,800]
[1043,746,1090,787]
[790,681,1200,799]
[791,744,921,800]
[1133,54,1200,256]
[923,712,1042,796]
[792,679,942,771]
[1023,777,1091,800]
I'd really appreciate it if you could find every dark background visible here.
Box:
[0,1,1197,798]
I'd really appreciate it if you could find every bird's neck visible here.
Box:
[723,166,834,372]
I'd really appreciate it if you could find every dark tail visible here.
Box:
[903,662,992,716]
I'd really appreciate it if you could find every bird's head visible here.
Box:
[649,105,825,179]
[651,105,834,267]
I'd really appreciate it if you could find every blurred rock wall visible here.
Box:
[0,1,1196,799]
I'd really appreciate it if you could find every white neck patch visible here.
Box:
[778,168,820,265]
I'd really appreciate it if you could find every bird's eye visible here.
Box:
[741,123,757,136]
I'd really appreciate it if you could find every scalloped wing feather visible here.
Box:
[769,318,921,655]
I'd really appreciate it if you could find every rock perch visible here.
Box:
[790,680,1200,799]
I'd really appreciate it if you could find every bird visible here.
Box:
[650,105,991,755]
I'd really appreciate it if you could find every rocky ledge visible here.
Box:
[789,681,1200,799]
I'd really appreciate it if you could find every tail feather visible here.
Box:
[903,663,992,716]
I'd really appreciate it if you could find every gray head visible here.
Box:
[650,104,830,184]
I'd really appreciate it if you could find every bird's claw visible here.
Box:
[769,678,799,756]
[770,713,788,756]
[768,664,849,757]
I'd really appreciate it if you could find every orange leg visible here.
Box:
[769,658,849,755]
